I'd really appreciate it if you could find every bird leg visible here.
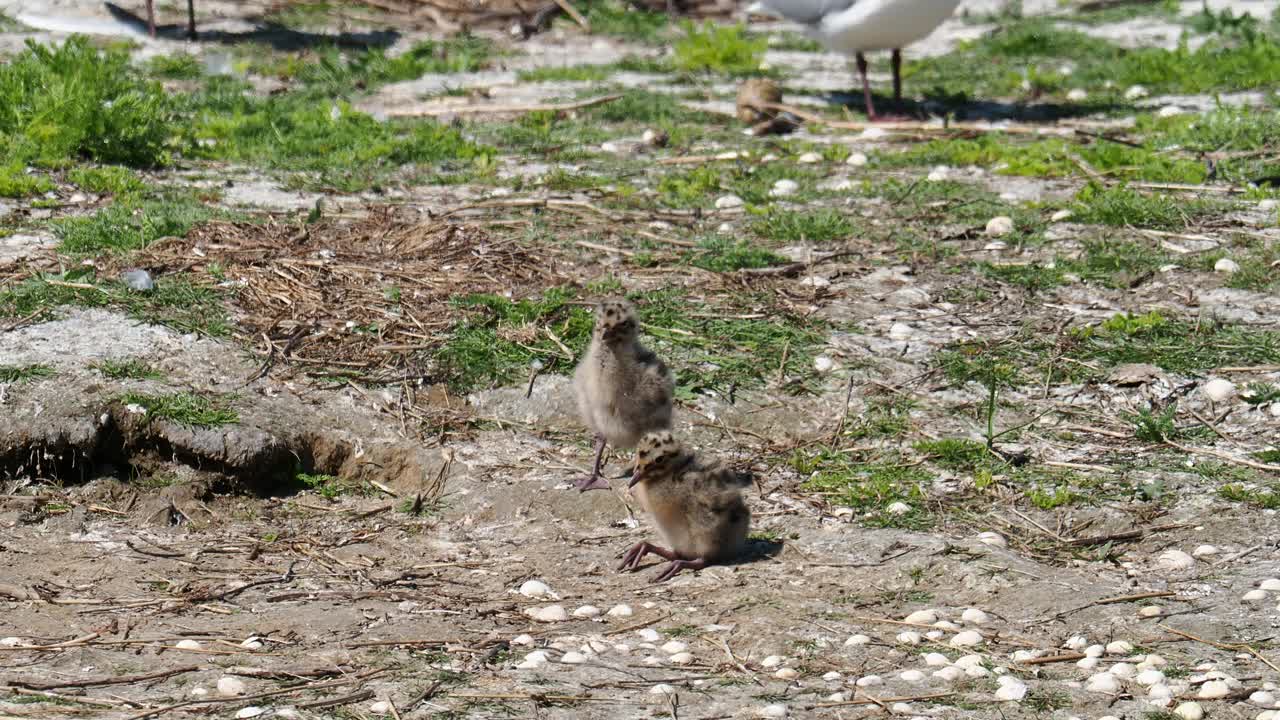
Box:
[186,0,197,39]
[618,541,678,572]
[146,0,156,37]
[855,51,878,120]
[651,558,707,583]
[891,48,903,105]
[574,435,612,492]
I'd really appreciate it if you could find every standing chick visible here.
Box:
[620,431,751,583]
[572,300,675,492]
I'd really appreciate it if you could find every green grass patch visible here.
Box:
[298,472,368,499]
[657,162,826,209]
[687,235,788,272]
[672,21,767,76]
[1242,382,1280,406]
[1071,183,1221,230]
[290,34,495,91]
[54,197,222,254]
[575,0,668,42]
[842,396,915,440]
[752,209,852,243]
[67,165,146,195]
[91,358,163,381]
[793,449,933,529]
[1068,311,1280,374]
[1,272,231,337]
[119,391,239,428]
[145,52,203,79]
[0,36,173,168]
[914,438,992,472]
[1218,482,1280,509]
[0,162,54,198]
[0,363,55,383]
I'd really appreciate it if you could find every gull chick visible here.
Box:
[620,431,751,583]
[748,0,962,120]
[572,300,675,492]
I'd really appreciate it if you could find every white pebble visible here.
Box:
[926,630,945,640]
[715,195,744,209]
[822,671,842,681]
[926,167,949,182]
[1077,657,1098,670]
[1249,691,1276,706]
[1137,669,1166,686]
[965,665,990,678]
[176,640,203,651]
[976,532,1007,548]
[239,637,263,650]
[1150,684,1174,699]
[888,323,914,341]
[770,179,798,198]
[798,152,822,164]
[1064,636,1089,651]
[951,631,983,647]
[904,609,937,624]
[775,667,800,680]
[1261,579,1280,591]
[1244,589,1269,603]
[961,608,989,626]
[651,684,677,695]
[897,631,923,645]
[924,653,950,667]
[1125,85,1149,100]
[856,675,883,687]
[995,682,1027,701]
[1111,662,1136,678]
[813,355,836,373]
[984,240,1007,251]
[235,708,264,719]
[886,501,912,515]
[525,605,568,622]
[900,669,926,683]
[1258,713,1277,720]
[369,702,392,715]
[758,704,788,718]
[573,605,601,618]
[985,216,1014,237]
[1138,605,1163,618]
[561,651,588,664]
[847,152,868,167]
[954,655,984,669]
[661,641,689,654]
[1199,681,1231,699]
[1012,650,1038,663]
[606,604,633,618]
[1202,378,1236,402]
[0,638,22,647]
[519,580,554,598]
[1214,257,1241,274]
[890,703,913,714]
[933,666,963,682]
[190,687,208,697]
[1158,105,1184,117]
[1158,550,1196,571]
[1067,88,1088,101]
[217,677,248,697]
[826,691,850,702]
[761,654,784,668]
[1193,545,1219,558]
[1050,209,1074,222]
[1175,702,1205,720]
[845,634,871,646]
[669,652,695,665]
[1086,644,1105,657]
[1086,673,1120,693]
[1106,641,1136,656]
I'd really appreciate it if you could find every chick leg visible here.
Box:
[186,0,197,39]
[891,48,903,106]
[574,435,611,492]
[855,52,877,121]
[146,0,156,37]
[618,541,677,572]
[652,558,707,583]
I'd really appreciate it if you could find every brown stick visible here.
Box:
[759,102,1080,137]
[1017,653,1087,666]
[1163,438,1280,473]
[814,691,954,708]
[384,94,622,118]
[122,667,390,720]
[552,0,589,29]
[7,665,200,691]
[1094,591,1177,605]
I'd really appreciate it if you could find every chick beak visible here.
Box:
[628,466,647,488]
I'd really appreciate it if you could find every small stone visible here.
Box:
[761,655,784,668]
[926,167,949,182]
[561,651,588,664]
[1202,378,1236,402]
[1149,684,1174,699]
[1244,589,1269,603]
[217,677,248,697]
[995,682,1027,701]
[1258,712,1277,720]
[235,708,264,719]
[1086,673,1120,694]
[770,179,798,198]
[661,641,689,654]
[1260,579,1280,591]
[897,631,923,645]
[886,501,912,516]
[856,675,883,687]
[1138,605,1163,618]
[1111,662,1136,678]
[1050,209,1074,222]
[933,666,963,682]
[1214,257,1241,274]
[825,691,850,702]
[651,684,677,695]
[822,671,842,681]
[924,653,950,667]
[775,667,800,680]
[845,634,871,646]
[1125,85,1149,100]
[1064,636,1089,651]
[669,652,695,665]
[1199,681,1231,699]
[525,605,569,623]
[1067,88,1088,101]
[1077,657,1098,670]
[122,269,155,292]
[190,687,208,697]
[573,605,601,618]
[951,631,983,647]
[519,580,554,598]
[985,216,1015,237]
[888,323,914,341]
[1248,691,1276,706]
[954,655,983,669]
[984,240,1007,251]
[1175,702,1205,720]
[1106,640,1135,656]
[176,640,203,650]
[847,152,868,167]
[798,152,822,164]
[369,701,392,715]
[0,637,23,647]
[813,355,836,373]
[1158,105,1184,118]
[926,630,945,640]
[1137,669,1167,685]
[1158,550,1196,570]
[1192,545,1219,558]
[977,532,1007,548]
[715,195,744,210]
[512,634,535,646]
[800,275,831,289]
[960,608,989,626]
[900,669,926,683]
[638,628,661,642]
[240,638,263,650]
[758,703,788,718]
[606,604,633,618]
[965,665,990,678]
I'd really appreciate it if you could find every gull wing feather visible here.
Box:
[749,0,860,26]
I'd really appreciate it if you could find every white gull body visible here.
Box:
[750,0,961,52]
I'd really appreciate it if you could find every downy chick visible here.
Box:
[620,431,751,583]
[572,300,675,492]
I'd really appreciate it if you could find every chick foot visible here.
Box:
[618,541,677,572]
[652,558,707,583]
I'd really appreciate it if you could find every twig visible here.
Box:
[1095,591,1176,605]
[297,689,375,710]
[552,0,589,29]
[7,665,200,690]
[122,667,390,720]
[385,94,622,118]
[1158,625,1280,674]
[814,691,954,708]
[1163,438,1280,473]
[1017,653,1087,666]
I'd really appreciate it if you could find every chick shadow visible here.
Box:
[104,2,400,50]
[827,88,1127,124]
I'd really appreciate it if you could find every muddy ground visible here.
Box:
[1,0,1279,718]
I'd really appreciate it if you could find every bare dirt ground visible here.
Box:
[2,0,1280,718]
